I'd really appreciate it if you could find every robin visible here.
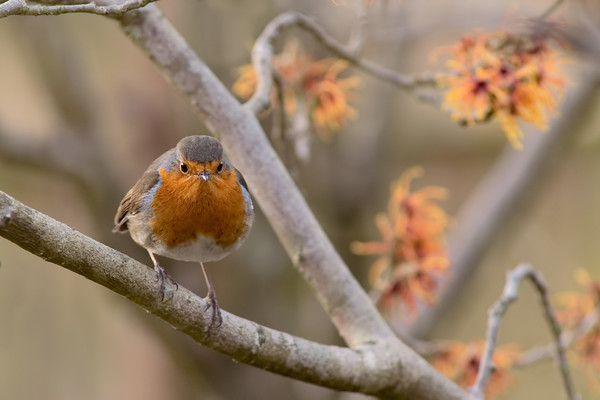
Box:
[113,135,254,332]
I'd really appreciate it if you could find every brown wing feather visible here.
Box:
[113,149,173,233]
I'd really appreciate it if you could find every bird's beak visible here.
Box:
[199,171,211,181]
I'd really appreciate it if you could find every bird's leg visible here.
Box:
[147,251,177,301]
[200,262,223,335]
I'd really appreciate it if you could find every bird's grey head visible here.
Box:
[177,135,223,163]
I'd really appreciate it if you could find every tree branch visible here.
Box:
[346,0,370,55]
[246,11,439,115]
[515,303,600,368]
[472,264,578,400]
[0,190,362,392]
[0,190,472,399]
[117,3,394,349]
[0,0,154,18]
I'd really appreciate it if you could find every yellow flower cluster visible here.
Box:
[439,30,567,149]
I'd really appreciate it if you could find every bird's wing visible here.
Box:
[113,150,172,233]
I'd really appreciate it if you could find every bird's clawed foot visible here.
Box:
[200,262,222,336]
[147,252,178,301]
[204,286,223,336]
[155,265,178,301]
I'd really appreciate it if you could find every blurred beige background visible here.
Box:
[1,0,600,399]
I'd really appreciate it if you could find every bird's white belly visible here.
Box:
[152,234,237,263]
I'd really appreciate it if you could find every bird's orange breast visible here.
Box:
[150,167,248,249]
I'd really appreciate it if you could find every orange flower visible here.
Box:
[351,167,449,314]
[555,269,599,328]
[555,269,600,390]
[232,40,360,140]
[574,327,600,391]
[432,341,521,398]
[307,61,360,141]
[437,29,568,149]
[232,64,259,100]
[574,326,600,392]
[443,68,498,125]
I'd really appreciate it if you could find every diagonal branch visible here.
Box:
[472,263,578,400]
[0,0,155,18]
[0,190,363,391]
[0,190,472,399]
[245,11,439,115]
[117,3,393,349]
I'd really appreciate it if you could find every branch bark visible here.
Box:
[472,264,577,400]
[0,190,362,391]
[0,190,470,399]
[0,0,155,18]
[515,304,600,368]
[118,4,393,349]
[246,11,439,115]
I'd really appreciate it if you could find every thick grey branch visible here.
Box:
[115,8,475,398]
[245,11,439,115]
[0,191,471,399]
[117,3,393,349]
[472,264,578,400]
[0,190,365,392]
[0,0,154,18]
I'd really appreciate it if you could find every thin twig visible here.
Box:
[270,71,304,175]
[472,263,578,400]
[403,303,599,367]
[270,71,299,172]
[515,304,600,367]
[271,71,287,141]
[346,1,369,55]
[245,11,439,115]
[0,0,155,18]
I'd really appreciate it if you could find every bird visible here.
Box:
[113,135,254,333]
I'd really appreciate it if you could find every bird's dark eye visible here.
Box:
[180,162,189,173]
[217,162,223,173]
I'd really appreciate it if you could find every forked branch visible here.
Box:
[472,264,578,400]
[246,11,439,115]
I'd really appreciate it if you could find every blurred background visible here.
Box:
[1,0,600,399]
